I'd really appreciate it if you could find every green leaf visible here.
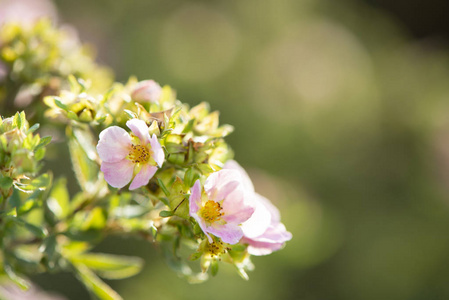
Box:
[0,175,13,190]
[157,178,170,196]
[189,252,202,261]
[22,221,47,238]
[17,199,37,215]
[14,173,52,193]
[67,111,79,121]
[4,264,30,290]
[12,111,26,130]
[210,260,219,276]
[42,235,58,269]
[71,253,144,280]
[235,266,249,281]
[34,147,46,161]
[124,110,137,119]
[196,163,215,175]
[184,167,199,188]
[113,205,149,219]
[72,126,98,161]
[159,210,173,217]
[53,98,68,110]
[63,230,103,243]
[182,119,195,134]
[165,142,185,154]
[27,123,39,134]
[74,263,123,300]
[35,136,52,150]
[79,207,106,230]
[47,178,70,220]
[67,126,105,195]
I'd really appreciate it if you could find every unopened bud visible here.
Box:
[131,80,162,103]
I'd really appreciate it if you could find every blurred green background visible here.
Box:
[25,0,449,299]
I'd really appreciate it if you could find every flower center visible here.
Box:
[200,200,224,223]
[128,144,151,164]
[206,240,230,257]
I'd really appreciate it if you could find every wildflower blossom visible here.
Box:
[189,169,255,244]
[223,160,292,255]
[96,119,164,190]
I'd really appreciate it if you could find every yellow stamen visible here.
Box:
[206,240,230,257]
[200,200,224,224]
[128,144,151,164]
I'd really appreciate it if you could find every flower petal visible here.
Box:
[242,223,292,256]
[204,169,241,201]
[149,134,164,167]
[101,159,134,188]
[241,194,272,238]
[223,160,254,193]
[254,223,292,243]
[222,189,255,225]
[126,119,150,145]
[97,126,131,162]
[255,193,281,223]
[207,223,243,245]
[189,180,202,215]
[245,240,285,256]
[129,164,158,190]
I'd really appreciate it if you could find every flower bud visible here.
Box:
[131,80,162,103]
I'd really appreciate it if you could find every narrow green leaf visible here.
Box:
[13,112,21,129]
[196,163,215,175]
[71,253,144,280]
[159,210,173,217]
[113,205,148,219]
[34,147,46,161]
[74,263,123,300]
[157,178,170,196]
[22,221,47,238]
[72,126,98,161]
[35,136,52,150]
[189,252,202,261]
[47,178,70,220]
[124,110,137,119]
[4,264,30,290]
[19,111,26,130]
[42,235,58,269]
[182,119,195,134]
[210,260,219,276]
[67,126,104,195]
[67,111,79,121]
[184,167,199,188]
[53,98,68,110]
[27,123,39,134]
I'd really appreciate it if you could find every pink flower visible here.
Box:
[189,169,255,245]
[131,80,162,103]
[224,160,292,255]
[96,119,164,190]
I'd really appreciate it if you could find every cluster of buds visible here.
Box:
[0,112,50,197]
[0,19,112,116]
